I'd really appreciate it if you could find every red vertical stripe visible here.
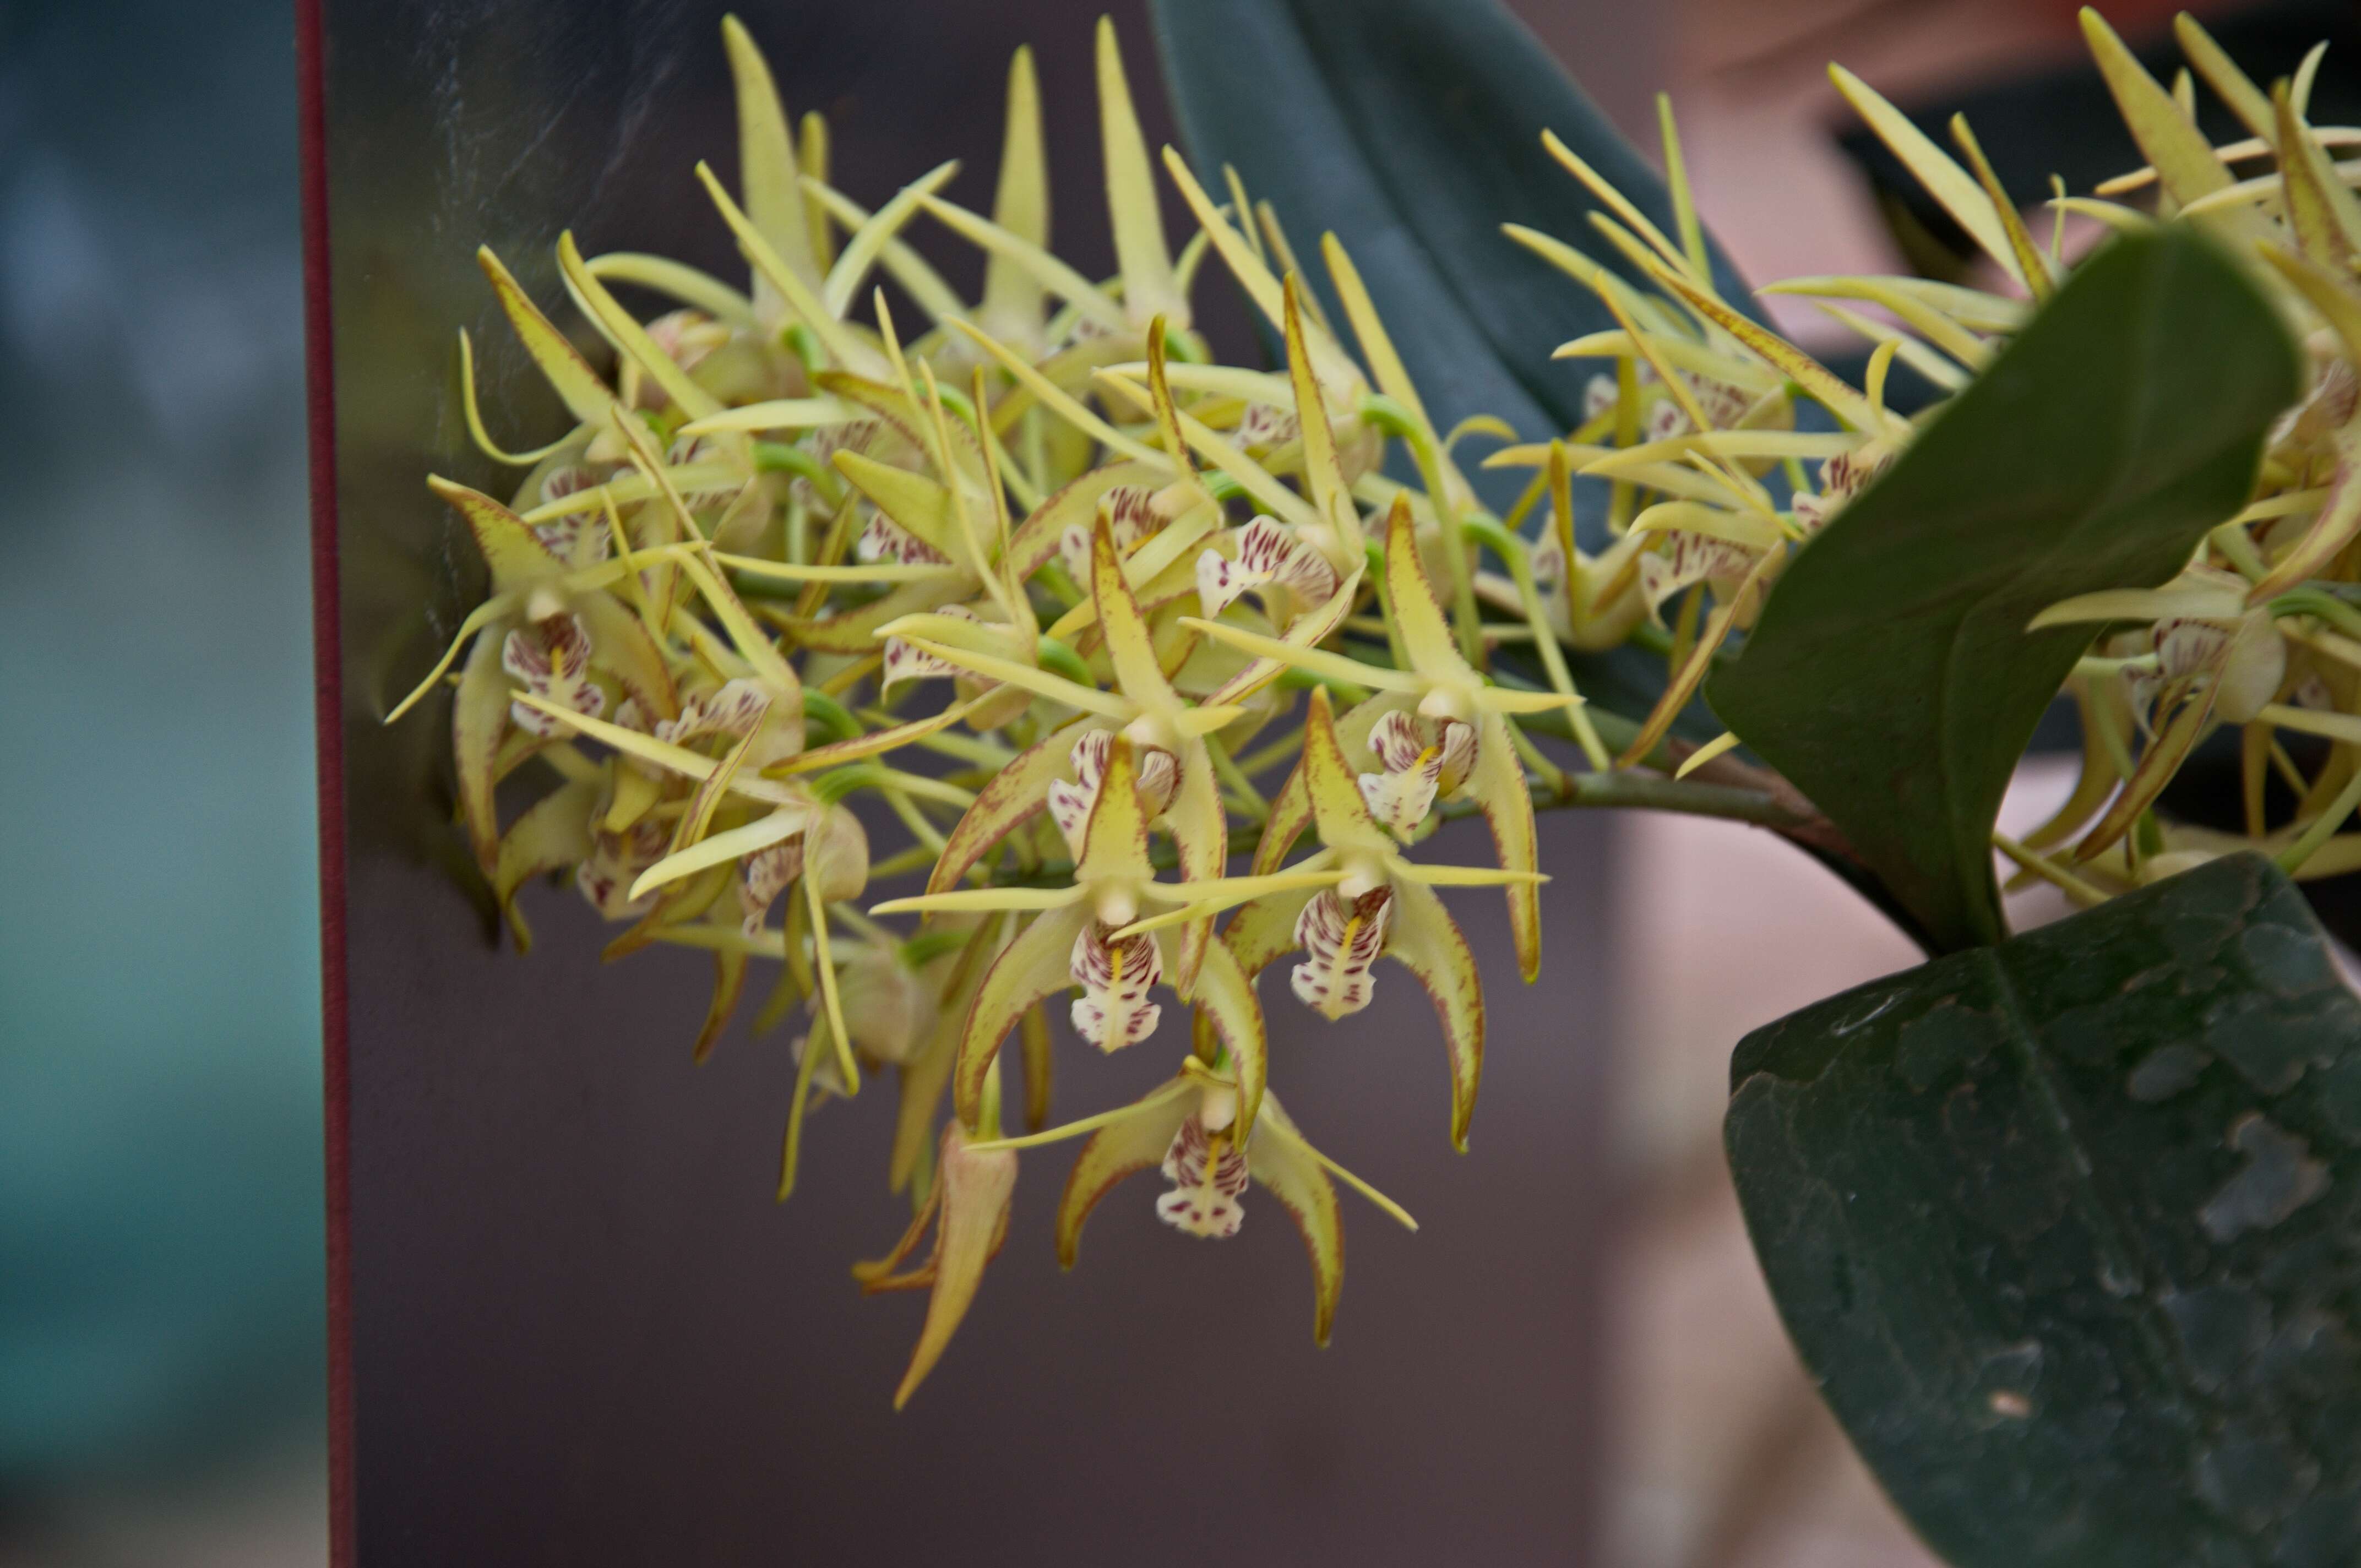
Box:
[293,0,354,1560]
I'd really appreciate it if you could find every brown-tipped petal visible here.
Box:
[454,624,513,874]
[1224,887,1320,982]
[692,940,750,1064]
[1202,564,1366,711]
[889,1044,954,1201]
[1617,548,1778,767]
[1641,258,1891,437]
[834,450,964,564]
[886,1124,1018,1408]
[1253,752,1315,876]
[1321,233,1429,432]
[1173,927,1267,1143]
[1467,710,1542,982]
[929,716,1100,896]
[777,699,983,777]
[1383,878,1487,1152]
[852,1164,942,1291]
[1242,1097,1345,1346]
[492,778,599,952]
[1250,691,1407,875]
[1089,505,1180,707]
[573,591,679,721]
[1380,494,1466,677]
[474,247,616,429]
[558,232,723,421]
[1079,736,1156,880]
[1283,273,1357,548]
[429,476,565,596]
[1007,461,1171,582]
[890,916,1005,1194]
[2074,683,2221,864]
[981,46,1047,339]
[1299,687,1392,853]
[1144,315,1198,486]
[821,370,990,492]
[1165,738,1226,990]
[953,902,1091,1126]
[1055,1079,1195,1267]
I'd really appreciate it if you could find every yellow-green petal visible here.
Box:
[953,902,1091,1127]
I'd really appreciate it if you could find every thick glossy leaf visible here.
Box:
[1152,0,1750,727]
[1727,854,2361,1567]
[1709,231,2298,953]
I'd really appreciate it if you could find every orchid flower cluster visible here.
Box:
[398,9,2361,1403]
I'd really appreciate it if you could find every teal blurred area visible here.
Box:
[0,0,326,1543]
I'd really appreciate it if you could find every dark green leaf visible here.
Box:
[1708,230,2298,953]
[1728,854,2361,1568]
[1150,0,1754,729]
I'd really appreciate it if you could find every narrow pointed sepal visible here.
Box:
[1243,1097,1345,1346]
[857,1122,1018,1409]
[953,903,1090,1126]
[1468,710,1541,982]
[1054,1080,1195,1267]
[1383,878,1486,1152]
[491,778,599,952]
[454,621,515,874]
[429,476,564,596]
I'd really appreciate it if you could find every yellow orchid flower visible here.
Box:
[970,1057,1415,1347]
[870,735,1298,1145]
[1172,687,1517,1152]
[1180,279,1370,636]
[879,503,1242,987]
[1187,496,1560,979]
[387,478,681,872]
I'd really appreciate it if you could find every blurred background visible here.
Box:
[0,0,2349,1564]
[0,2,327,1565]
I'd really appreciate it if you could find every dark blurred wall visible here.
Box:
[320,1,1646,1563]
[0,0,325,1509]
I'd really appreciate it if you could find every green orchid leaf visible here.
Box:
[1709,230,2298,954]
[1151,0,1754,730]
[1728,854,2361,1567]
